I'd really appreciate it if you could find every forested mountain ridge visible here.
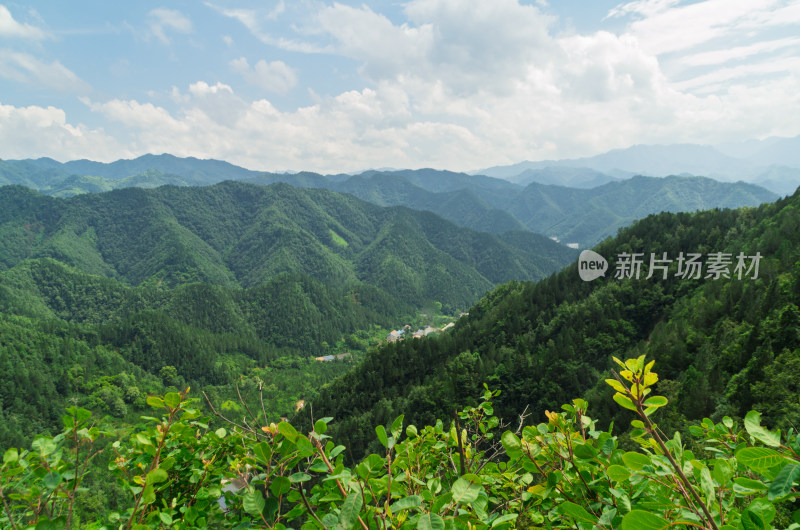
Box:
[2,155,777,244]
[0,182,575,310]
[305,186,800,457]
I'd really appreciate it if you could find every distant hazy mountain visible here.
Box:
[510,167,619,188]
[475,137,800,195]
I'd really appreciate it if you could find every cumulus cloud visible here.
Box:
[0,103,126,161]
[230,57,297,94]
[0,50,89,92]
[0,4,48,40]
[148,8,192,44]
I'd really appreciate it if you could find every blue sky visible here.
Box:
[1,0,799,172]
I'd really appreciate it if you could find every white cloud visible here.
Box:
[0,102,126,161]
[0,4,48,40]
[148,8,192,44]
[0,49,89,92]
[230,57,297,94]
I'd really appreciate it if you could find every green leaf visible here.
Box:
[277,421,299,442]
[736,447,788,472]
[215,427,226,438]
[744,410,781,447]
[501,431,522,459]
[620,510,670,530]
[642,396,668,408]
[572,442,597,460]
[141,484,156,505]
[391,414,405,439]
[450,473,481,504]
[390,495,421,512]
[613,393,637,411]
[270,476,291,497]
[607,465,631,482]
[605,379,627,394]
[314,419,328,434]
[339,492,363,529]
[375,425,388,448]
[252,442,272,465]
[768,463,800,500]
[733,477,768,494]
[163,392,181,410]
[289,472,311,483]
[491,514,518,527]
[146,396,165,409]
[558,501,596,525]
[417,513,445,530]
[2,448,18,465]
[146,468,168,485]
[700,467,715,507]
[159,512,173,525]
[243,489,265,516]
[621,451,651,471]
[43,471,62,490]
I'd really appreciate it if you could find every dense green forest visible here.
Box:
[0,182,574,310]
[304,187,800,459]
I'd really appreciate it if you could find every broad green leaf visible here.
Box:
[700,467,715,507]
[620,510,670,530]
[215,427,226,438]
[243,489,265,516]
[314,419,327,434]
[736,447,788,472]
[277,421,299,442]
[733,477,768,494]
[253,442,272,465]
[417,513,445,530]
[270,476,291,496]
[146,396,165,409]
[501,431,522,459]
[558,501,596,525]
[43,472,62,490]
[744,411,781,447]
[339,492,363,529]
[159,512,173,525]
[390,495,421,512]
[141,484,156,505]
[289,472,311,483]
[3,447,18,465]
[607,465,631,482]
[613,393,637,411]
[491,514,518,527]
[768,463,800,500]
[146,468,168,485]
[572,442,597,460]
[605,379,627,394]
[376,425,388,448]
[163,392,181,410]
[621,451,651,471]
[450,474,481,504]
[643,396,668,407]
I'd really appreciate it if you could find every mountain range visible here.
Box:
[0,182,574,311]
[476,135,800,195]
[0,154,779,247]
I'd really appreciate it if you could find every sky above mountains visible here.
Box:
[1,0,799,173]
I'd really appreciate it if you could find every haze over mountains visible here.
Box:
[476,135,800,195]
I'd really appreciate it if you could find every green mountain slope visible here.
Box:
[0,182,575,310]
[305,188,800,457]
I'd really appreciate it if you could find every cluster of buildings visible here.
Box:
[386,322,455,342]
